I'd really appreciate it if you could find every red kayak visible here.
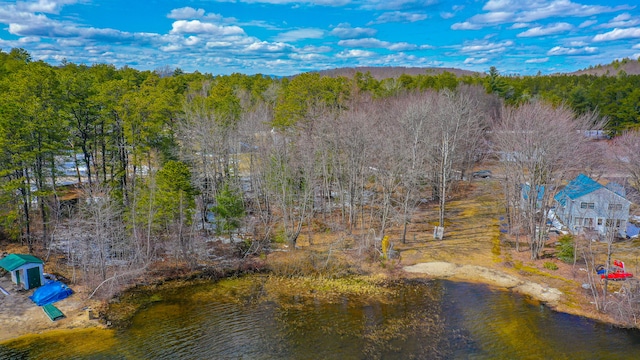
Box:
[597,260,634,280]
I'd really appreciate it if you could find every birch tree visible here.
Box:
[394,93,433,243]
[428,90,484,236]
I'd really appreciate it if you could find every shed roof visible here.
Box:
[0,254,43,272]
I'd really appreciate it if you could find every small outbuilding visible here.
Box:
[0,254,45,290]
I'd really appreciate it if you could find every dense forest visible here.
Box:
[1,47,639,295]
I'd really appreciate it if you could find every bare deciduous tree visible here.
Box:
[63,183,128,289]
[494,101,603,259]
[613,130,640,200]
[426,90,485,236]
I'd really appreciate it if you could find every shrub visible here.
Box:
[272,226,287,244]
[544,261,558,270]
[556,234,574,264]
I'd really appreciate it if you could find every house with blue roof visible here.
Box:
[521,183,545,209]
[553,174,631,238]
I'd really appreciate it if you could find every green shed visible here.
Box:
[0,254,45,290]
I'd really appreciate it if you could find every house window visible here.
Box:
[585,218,594,228]
[597,218,603,226]
[580,202,595,209]
[608,204,623,211]
[606,219,614,227]
[575,217,583,226]
[616,220,624,228]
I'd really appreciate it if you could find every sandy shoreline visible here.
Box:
[0,274,104,343]
[0,259,605,343]
[404,261,564,306]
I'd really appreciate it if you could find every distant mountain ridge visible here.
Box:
[313,66,480,79]
[300,59,640,79]
[568,58,640,76]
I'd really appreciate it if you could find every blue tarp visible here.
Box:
[29,281,73,306]
[627,223,640,238]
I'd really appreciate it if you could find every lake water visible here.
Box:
[2,276,640,359]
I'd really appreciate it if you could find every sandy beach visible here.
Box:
[404,261,563,306]
[0,274,103,342]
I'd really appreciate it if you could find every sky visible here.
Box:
[0,0,639,76]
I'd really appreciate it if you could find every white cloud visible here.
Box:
[338,38,419,51]
[360,0,438,11]
[547,46,597,55]
[169,20,245,36]
[454,0,631,30]
[2,0,636,76]
[184,36,200,46]
[18,36,41,43]
[440,4,464,19]
[517,22,572,37]
[289,52,326,61]
[464,57,489,64]
[453,11,515,29]
[245,41,292,53]
[525,57,549,63]
[612,13,632,21]
[301,45,332,53]
[370,11,428,24]
[484,0,631,20]
[212,0,350,5]
[167,7,205,20]
[206,41,233,48]
[363,52,444,67]
[593,27,640,42]
[598,13,640,29]
[510,22,530,29]
[579,19,597,28]
[478,11,515,24]
[16,0,78,14]
[335,49,376,58]
[329,23,377,39]
[461,40,514,54]
[160,44,182,52]
[275,28,324,42]
[451,22,482,30]
[55,38,83,46]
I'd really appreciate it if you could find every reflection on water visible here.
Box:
[2,277,640,359]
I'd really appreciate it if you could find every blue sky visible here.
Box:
[0,0,639,76]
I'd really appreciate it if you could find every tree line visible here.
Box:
[1,48,639,296]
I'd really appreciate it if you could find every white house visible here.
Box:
[553,174,631,238]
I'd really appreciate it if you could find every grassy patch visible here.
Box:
[0,328,118,357]
[492,234,502,257]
